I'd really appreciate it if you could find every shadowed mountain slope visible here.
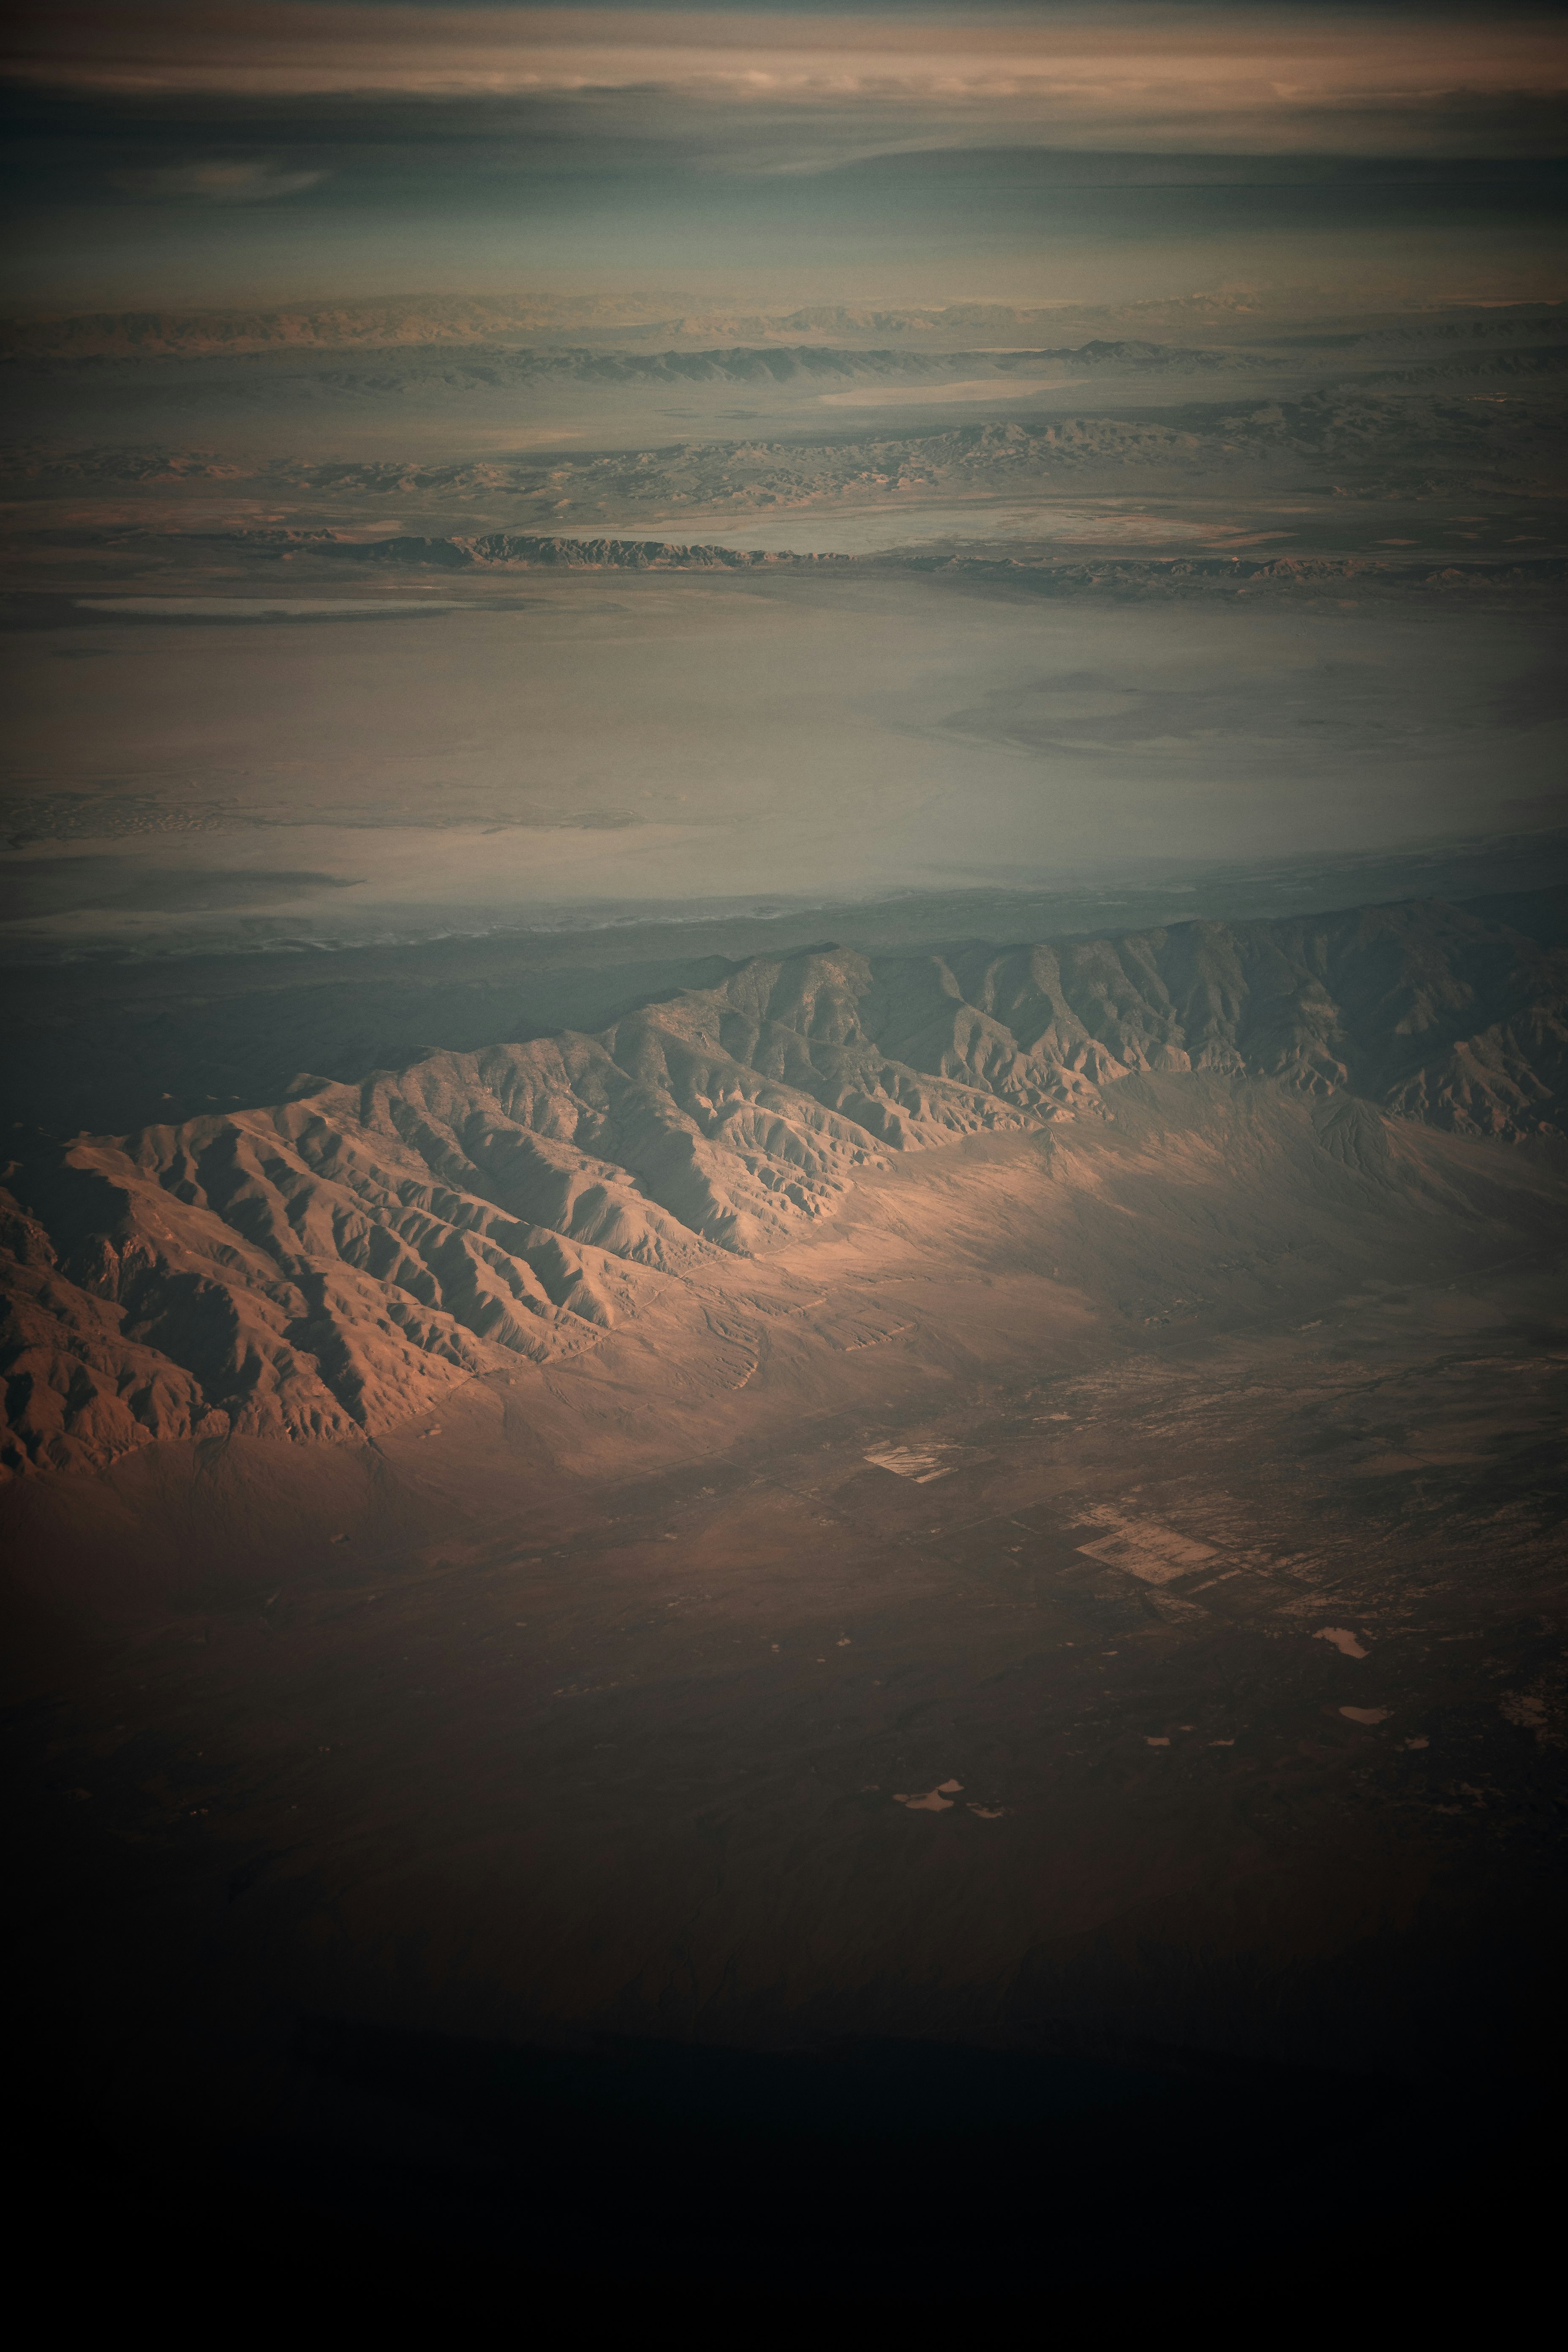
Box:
[3,891,1563,1476]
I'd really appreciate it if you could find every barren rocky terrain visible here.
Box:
[6,891,1563,1478]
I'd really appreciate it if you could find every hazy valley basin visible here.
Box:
[5,576,1563,962]
[5,0,1567,2289]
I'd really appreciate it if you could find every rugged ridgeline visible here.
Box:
[0,297,1391,360]
[5,336,1237,381]
[136,528,1565,598]
[299,532,845,571]
[0,303,1106,358]
[5,297,1563,362]
[13,384,1565,505]
[33,523,1568,600]
[4,893,1564,1477]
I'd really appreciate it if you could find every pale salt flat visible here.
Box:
[541,502,1281,556]
[1315,1627,1370,1658]
[1340,1707,1391,1726]
[76,597,460,618]
[818,376,1083,407]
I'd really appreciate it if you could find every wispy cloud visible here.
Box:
[8,5,1568,155]
[109,158,328,203]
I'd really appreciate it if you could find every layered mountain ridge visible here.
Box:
[136,525,1562,599]
[4,890,1564,1478]
[14,381,1563,506]
[6,297,1562,362]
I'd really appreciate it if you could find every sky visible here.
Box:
[4,2,1567,310]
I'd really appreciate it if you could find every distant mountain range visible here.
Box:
[13,374,1560,509]
[0,298,1239,360]
[136,527,1554,599]
[4,890,1563,1478]
[5,295,1562,362]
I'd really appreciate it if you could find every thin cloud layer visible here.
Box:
[8,3,1568,155]
[7,6,1565,307]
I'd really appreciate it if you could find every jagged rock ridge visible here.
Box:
[14,381,1563,509]
[3,892,1563,1476]
[156,525,1565,599]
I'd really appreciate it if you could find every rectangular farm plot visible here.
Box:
[1075,1517,1219,1584]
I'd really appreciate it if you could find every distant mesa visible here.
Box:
[3,891,1563,1477]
